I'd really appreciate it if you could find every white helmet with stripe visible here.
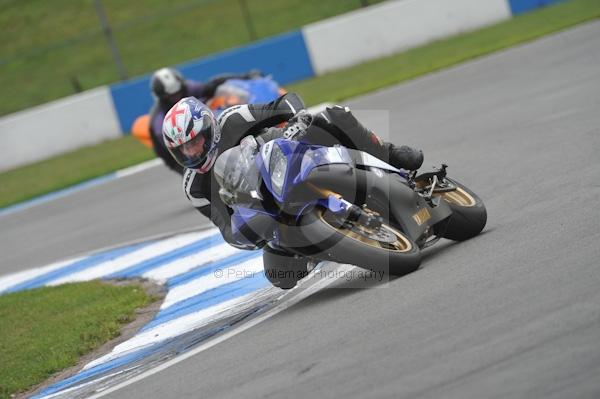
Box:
[162,97,221,173]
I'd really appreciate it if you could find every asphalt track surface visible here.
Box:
[2,21,600,398]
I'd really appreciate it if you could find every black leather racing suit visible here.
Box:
[183,93,422,248]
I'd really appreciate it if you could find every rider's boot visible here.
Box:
[384,143,424,171]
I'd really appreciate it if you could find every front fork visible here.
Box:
[325,195,384,228]
[296,190,383,229]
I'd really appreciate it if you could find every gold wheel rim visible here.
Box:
[438,187,476,207]
[318,210,413,253]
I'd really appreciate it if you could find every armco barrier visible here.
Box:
[0,87,121,171]
[302,0,512,75]
[110,30,314,133]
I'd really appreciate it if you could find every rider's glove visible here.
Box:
[283,110,313,141]
[289,109,312,126]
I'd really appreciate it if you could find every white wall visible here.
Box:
[0,87,121,171]
[302,0,512,75]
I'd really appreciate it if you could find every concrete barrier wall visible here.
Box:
[0,0,565,171]
[0,87,121,171]
[302,0,511,75]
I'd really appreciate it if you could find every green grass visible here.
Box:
[0,0,598,209]
[0,281,152,399]
[0,136,154,208]
[0,0,381,116]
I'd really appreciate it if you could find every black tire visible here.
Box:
[262,246,309,290]
[438,179,487,241]
[291,208,421,277]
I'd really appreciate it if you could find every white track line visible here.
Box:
[47,231,209,286]
[0,256,84,293]
[0,159,163,218]
[114,159,163,178]
[40,369,133,399]
[142,242,240,282]
[160,257,264,309]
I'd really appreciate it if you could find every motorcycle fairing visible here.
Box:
[231,206,276,246]
[296,145,410,183]
[256,139,308,203]
[299,163,453,242]
[211,77,283,117]
[247,138,453,245]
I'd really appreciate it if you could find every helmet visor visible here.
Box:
[168,115,215,169]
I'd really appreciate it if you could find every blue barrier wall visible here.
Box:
[110,30,314,133]
[507,0,565,14]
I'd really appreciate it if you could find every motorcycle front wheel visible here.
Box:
[294,207,422,277]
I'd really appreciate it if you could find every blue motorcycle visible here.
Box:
[207,76,286,118]
[214,131,487,289]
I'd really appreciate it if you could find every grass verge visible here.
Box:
[0,136,154,208]
[0,0,598,209]
[0,281,152,399]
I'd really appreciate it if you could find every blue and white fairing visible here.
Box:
[227,138,410,246]
[256,138,408,202]
[212,77,282,117]
[230,77,281,103]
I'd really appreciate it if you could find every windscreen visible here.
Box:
[213,139,261,200]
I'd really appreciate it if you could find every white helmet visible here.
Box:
[150,67,185,104]
[162,97,221,173]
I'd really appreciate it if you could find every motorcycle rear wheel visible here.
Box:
[436,179,487,241]
[296,208,422,277]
